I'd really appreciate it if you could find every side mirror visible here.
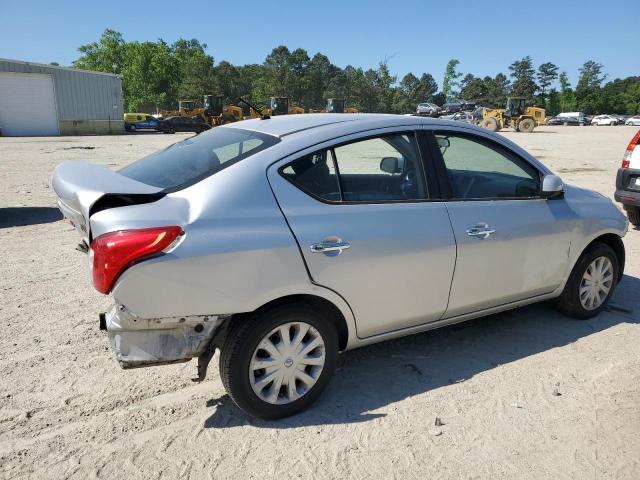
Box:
[436,137,450,149]
[380,156,402,174]
[541,174,564,199]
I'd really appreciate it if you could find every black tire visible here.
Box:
[519,118,536,133]
[627,206,640,227]
[481,117,499,132]
[220,304,339,419]
[555,242,619,319]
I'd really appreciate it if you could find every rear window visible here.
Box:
[119,128,279,192]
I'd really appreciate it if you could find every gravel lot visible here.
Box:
[1,125,639,479]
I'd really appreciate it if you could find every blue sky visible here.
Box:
[1,0,637,88]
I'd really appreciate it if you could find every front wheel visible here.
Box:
[518,118,535,132]
[555,243,619,319]
[481,117,499,132]
[220,305,339,419]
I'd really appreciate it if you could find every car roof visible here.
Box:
[220,113,467,139]
[208,113,553,179]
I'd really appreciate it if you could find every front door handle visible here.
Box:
[466,223,496,239]
[310,241,351,253]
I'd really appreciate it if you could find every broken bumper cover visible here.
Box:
[104,305,227,369]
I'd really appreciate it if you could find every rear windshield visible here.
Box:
[119,128,279,191]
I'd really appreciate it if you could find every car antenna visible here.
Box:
[238,97,270,120]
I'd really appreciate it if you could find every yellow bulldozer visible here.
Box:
[249,97,306,118]
[480,97,546,133]
[202,95,244,125]
[325,98,358,113]
[158,96,244,126]
[156,100,193,118]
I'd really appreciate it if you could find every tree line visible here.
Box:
[72,29,640,116]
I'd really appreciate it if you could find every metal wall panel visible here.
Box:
[0,59,124,121]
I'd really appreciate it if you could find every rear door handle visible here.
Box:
[466,223,496,239]
[310,241,351,253]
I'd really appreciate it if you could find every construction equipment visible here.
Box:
[325,98,358,113]
[158,96,243,127]
[270,97,304,116]
[250,97,305,118]
[202,95,244,125]
[179,100,196,113]
[480,97,546,133]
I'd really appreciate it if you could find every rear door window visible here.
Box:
[281,151,340,201]
[281,133,428,203]
[119,128,280,192]
[333,134,427,201]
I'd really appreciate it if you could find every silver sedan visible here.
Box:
[53,114,627,419]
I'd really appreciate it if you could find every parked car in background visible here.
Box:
[612,115,628,125]
[615,130,640,226]
[448,112,476,124]
[625,116,640,126]
[557,111,585,120]
[442,100,475,113]
[416,102,441,115]
[52,114,627,419]
[124,113,159,132]
[591,115,619,126]
[547,116,587,126]
[157,116,211,134]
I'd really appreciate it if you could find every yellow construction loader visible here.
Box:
[325,98,358,113]
[250,97,305,118]
[156,100,193,118]
[202,95,244,125]
[158,96,243,126]
[480,97,546,133]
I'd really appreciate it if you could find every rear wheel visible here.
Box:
[518,118,535,133]
[555,242,618,319]
[626,206,640,227]
[220,305,339,419]
[481,117,499,132]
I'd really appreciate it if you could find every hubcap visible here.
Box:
[579,256,613,310]
[249,322,326,405]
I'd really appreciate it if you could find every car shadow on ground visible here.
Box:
[0,207,63,228]
[203,274,639,429]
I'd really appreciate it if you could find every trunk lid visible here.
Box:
[52,160,164,242]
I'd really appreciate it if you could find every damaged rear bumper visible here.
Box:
[103,304,227,369]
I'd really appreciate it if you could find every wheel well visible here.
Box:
[587,234,625,282]
[252,295,349,351]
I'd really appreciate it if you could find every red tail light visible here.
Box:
[622,130,640,168]
[90,226,183,294]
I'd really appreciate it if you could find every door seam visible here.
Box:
[264,170,359,334]
[441,202,458,320]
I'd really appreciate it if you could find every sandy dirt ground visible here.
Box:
[1,125,639,479]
